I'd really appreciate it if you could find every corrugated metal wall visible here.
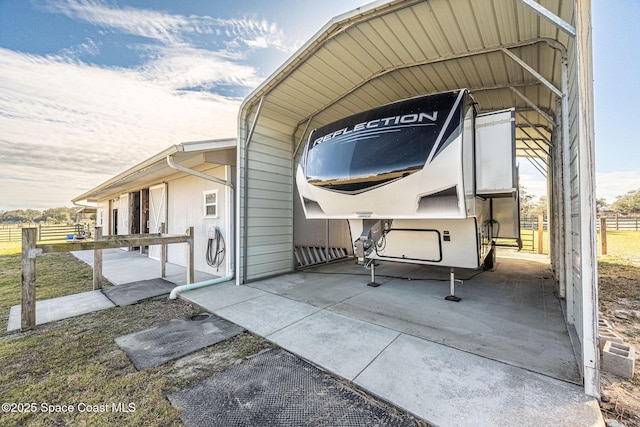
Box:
[237,0,598,395]
[567,37,582,336]
[240,116,295,281]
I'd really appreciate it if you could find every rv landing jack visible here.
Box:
[366,259,380,287]
[445,268,463,302]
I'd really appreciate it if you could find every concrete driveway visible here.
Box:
[180,254,603,426]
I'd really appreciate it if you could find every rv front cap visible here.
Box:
[312,111,438,147]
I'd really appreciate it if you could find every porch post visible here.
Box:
[187,227,194,284]
[160,222,166,278]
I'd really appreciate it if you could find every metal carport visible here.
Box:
[236,0,598,397]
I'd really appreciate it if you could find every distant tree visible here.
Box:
[596,198,609,213]
[611,189,640,214]
[0,209,36,223]
[519,186,540,218]
[519,187,549,217]
[24,209,41,222]
[533,196,547,216]
[41,207,72,223]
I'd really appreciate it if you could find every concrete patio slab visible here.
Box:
[180,253,603,426]
[268,310,400,380]
[72,249,216,285]
[7,290,115,331]
[215,293,320,336]
[354,333,602,427]
[249,271,374,308]
[180,281,266,311]
[327,269,580,383]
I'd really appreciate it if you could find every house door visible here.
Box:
[118,193,130,235]
[112,208,118,235]
[148,183,167,260]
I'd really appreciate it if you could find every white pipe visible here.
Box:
[169,273,234,300]
[166,153,233,188]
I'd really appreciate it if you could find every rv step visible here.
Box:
[294,246,348,268]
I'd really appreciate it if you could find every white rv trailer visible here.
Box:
[296,89,520,274]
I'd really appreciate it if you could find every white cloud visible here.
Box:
[40,0,293,52]
[595,171,640,204]
[0,1,296,210]
[0,48,240,209]
[41,0,204,44]
[58,37,100,60]
[137,45,263,91]
[516,161,640,206]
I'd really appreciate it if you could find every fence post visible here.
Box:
[187,227,194,284]
[537,214,544,254]
[616,214,619,231]
[600,217,607,256]
[21,228,37,330]
[160,223,166,278]
[93,227,103,290]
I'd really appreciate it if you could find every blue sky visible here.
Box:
[0,0,638,210]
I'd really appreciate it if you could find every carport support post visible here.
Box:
[21,228,37,330]
[93,227,103,290]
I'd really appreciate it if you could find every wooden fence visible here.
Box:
[0,223,91,242]
[20,226,194,331]
[597,215,640,231]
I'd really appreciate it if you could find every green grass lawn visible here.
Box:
[598,230,640,263]
[1,231,638,426]
[0,240,270,426]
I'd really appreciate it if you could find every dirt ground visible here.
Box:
[598,261,640,426]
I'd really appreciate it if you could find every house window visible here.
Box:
[203,190,218,217]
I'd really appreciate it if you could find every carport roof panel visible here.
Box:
[241,0,573,137]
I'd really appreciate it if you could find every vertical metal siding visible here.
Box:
[244,121,294,281]
[567,38,583,343]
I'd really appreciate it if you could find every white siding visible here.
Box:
[117,193,130,235]
[148,183,167,261]
[166,166,232,276]
[96,201,108,230]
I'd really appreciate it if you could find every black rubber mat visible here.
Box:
[102,278,175,306]
[115,313,244,370]
[168,348,418,427]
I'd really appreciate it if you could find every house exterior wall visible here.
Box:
[166,165,232,277]
[96,163,233,277]
[96,201,108,231]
